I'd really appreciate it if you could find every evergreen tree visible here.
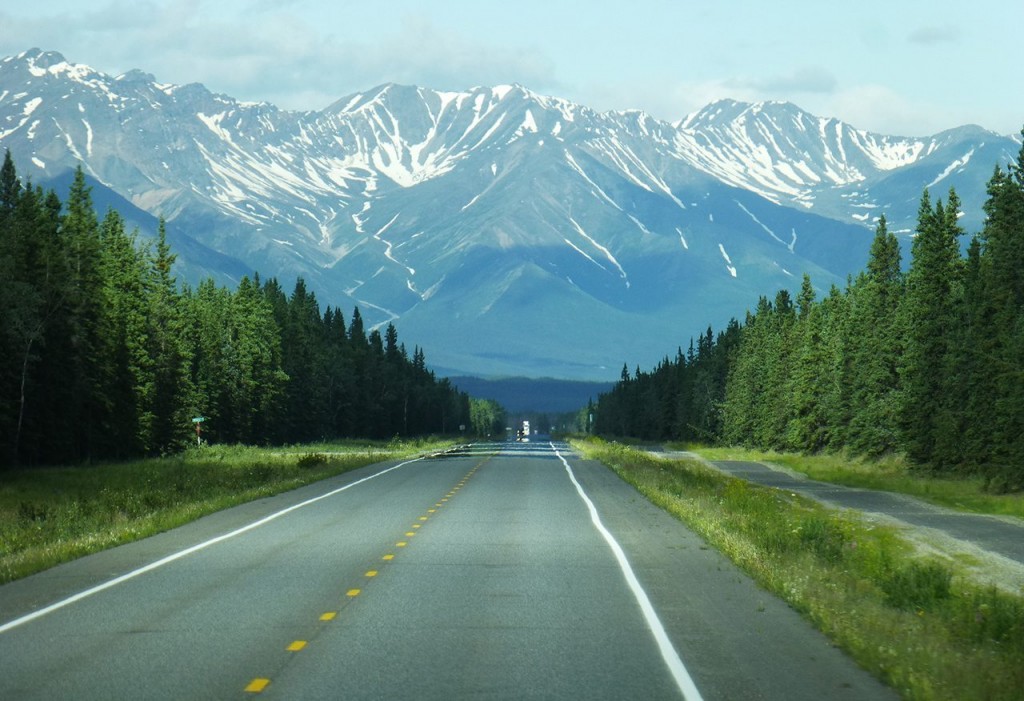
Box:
[382,323,410,435]
[722,301,771,446]
[956,236,992,470]
[973,136,1024,488]
[186,279,237,442]
[60,167,107,460]
[899,189,965,470]
[232,276,288,443]
[280,278,328,442]
[322,306,355,437]
[818,285,854,451]
[846,216,905,456]
[753,290,796,449]
[0,157,40,464]
[147,219,194,453]
[0,150,20,214]
[364,328,389,438]
[784,277,829,451]
[97,208,153,456]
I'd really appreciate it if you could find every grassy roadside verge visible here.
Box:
[684,445,1024,520]
[574,438,1024,701]
[0,438,453,585]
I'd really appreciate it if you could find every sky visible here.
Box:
[1,0,1021,137]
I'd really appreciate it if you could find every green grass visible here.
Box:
[576,438,1024,701]
[0,438,453,585]
[677,445,1024,520]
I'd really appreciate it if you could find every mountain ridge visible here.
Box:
[2,48,1019,380]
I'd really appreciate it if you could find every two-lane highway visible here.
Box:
[0,442,897,699]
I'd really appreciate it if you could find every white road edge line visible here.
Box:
[0,456,425,635]
[553,444,704,701]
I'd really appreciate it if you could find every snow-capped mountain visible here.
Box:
[676,99,1016,234]
[2,49,1019,379]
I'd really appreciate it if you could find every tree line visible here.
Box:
[0,155,474,467]
[595,134,1024,491]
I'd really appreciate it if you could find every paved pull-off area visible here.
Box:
[654,451,1024,593]
[0,443,898,700]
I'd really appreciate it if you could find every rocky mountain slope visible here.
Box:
[2,49,1018,379]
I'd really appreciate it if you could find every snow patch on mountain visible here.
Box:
[735,200,793,251]
[563,237,606,271]
[569,217,630,288]
[718,244,737,278]
[564,151,624,212]
[22,97,41,116]
[516,108,538,136]
[927,148,976,189]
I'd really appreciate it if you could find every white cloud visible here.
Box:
[1,1,1018,136]
[0,7,561,111]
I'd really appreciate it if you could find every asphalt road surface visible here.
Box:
[0,442,898,700]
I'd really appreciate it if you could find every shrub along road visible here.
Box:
[0,442,896,700]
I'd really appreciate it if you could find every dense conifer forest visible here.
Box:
[595,133,1024,492]
[0,154,473,467]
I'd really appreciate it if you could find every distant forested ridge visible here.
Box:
[0,155,471,467]
[595,131,1024,491]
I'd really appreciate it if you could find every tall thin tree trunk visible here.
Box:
[14,336,34,464]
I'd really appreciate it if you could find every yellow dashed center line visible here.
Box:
[245,678,270,693]
[244,456,490,693]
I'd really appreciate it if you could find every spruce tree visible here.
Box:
[322,306,355,436]
[233,276,288,443]
[722,300,771,446]
[187,279,236,442]
[97,208,153,456]
[0,150,21,215]
[974,135,1024,488]
[60,167,107,459]
[280,278,328,442]
[784,276,830,451]
[899,189,965,470]
[754,290,796,449]
[847,216,904,456]
[0,157,37,464]
[147,219,194,453]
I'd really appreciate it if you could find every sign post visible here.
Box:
[192,416,206,447]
